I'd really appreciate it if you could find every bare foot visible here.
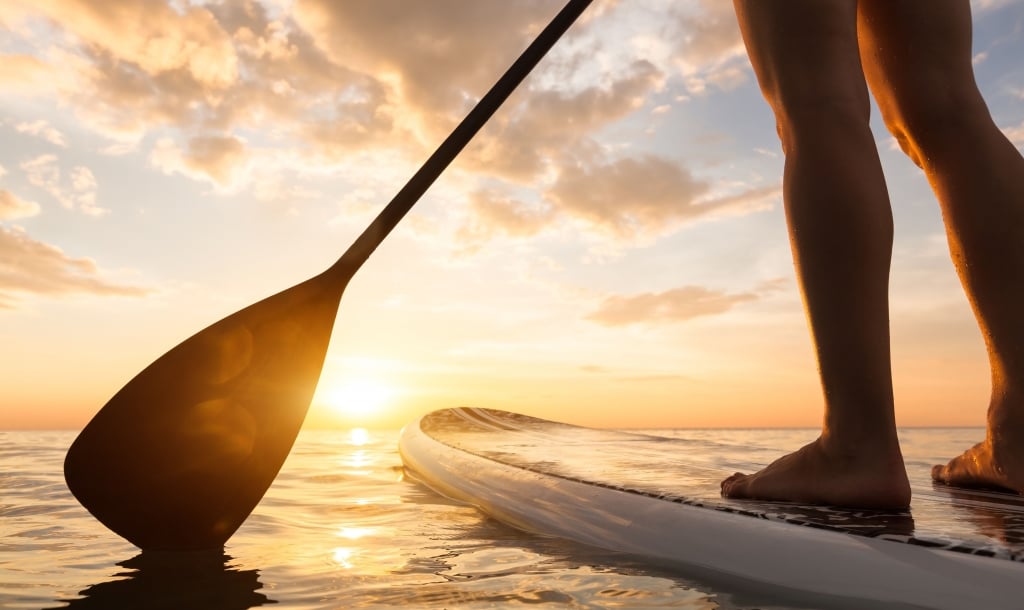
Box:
[720,437,911,509]
[931,437,1024,494]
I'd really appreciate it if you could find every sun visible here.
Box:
[321,378,395,420]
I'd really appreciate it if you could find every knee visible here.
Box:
[878,84,993,168]
[770,94,873,155]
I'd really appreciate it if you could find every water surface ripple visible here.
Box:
[0,427,985,609]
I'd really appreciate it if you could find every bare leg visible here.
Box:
[721,0,910,509]
[859,0,1024,493]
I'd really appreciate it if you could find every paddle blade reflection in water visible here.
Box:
[49,551,273,610]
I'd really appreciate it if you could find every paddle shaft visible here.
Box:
[333,0,593,274]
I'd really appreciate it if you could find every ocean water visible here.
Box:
[0,426,989,609]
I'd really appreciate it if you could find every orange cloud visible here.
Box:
[1,0,750,218]
[32,0,238,89]
[1004,120,1024,147]
[0,225,149,308]
[15,120,68,148]
[0,54,55,95]
[299,80,398,162]
[19,155,105,216]
[673,0,744,69]
[586,285,758,326]
[456,190,554,249]
[546,155,710,239]
[292,0,565,119]
[0,190,41,220]
[150,135,251,189]
[665,0,749,96]
[455,164,776,250]
[209,0,391,148]
[4,0,404,177]
[466,60,664,181]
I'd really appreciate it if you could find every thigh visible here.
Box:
[733,0,868,119]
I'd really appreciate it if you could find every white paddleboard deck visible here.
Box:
[400,408,1024,610]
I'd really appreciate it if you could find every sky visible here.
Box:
[2,0,1023,431]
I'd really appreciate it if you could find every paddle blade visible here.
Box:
[65,272,346,550]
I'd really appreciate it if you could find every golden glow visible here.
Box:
[349,428,370,446]
[321,378,395,420]
[2,4,1011,436]
[337,526,376,540]
[332,547,354,569]
[339,447,373,476]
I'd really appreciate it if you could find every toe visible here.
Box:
[720,472,743,490]
[721,473,748,497]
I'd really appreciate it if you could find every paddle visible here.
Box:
[64,0,593,551]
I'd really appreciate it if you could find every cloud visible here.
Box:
[3,0,406,182]
[545,155,709,239]
[150,134,251,189]
[210,0,393,155]
[251,175,322,209]
[32,0,238,89]
[1004,120,1024,146]
[455,157,776,249]
[14,120,68,147]
[699,184,781,217]
[465,60,665,181]
[1,0,746,212]
[0,1,345,134]
[292,0,567,120]
[19,155,106,216]
[587,285,758,326]
[0,1,252,142]
[0,225,149,308]
[456,190,554,249]
[674,1,745,68]
[288,0,640,171]
[0,54,53,95]
[3,0,676,207]
[971,0,1016,11]
[670,0,749,94]
[298,79,399,162]
[68,47,225,141]
[0,190,42,220]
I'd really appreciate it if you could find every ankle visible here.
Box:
[819,424,901,459]
[987,390,1024,438]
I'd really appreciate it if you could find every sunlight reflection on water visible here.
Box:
[0,427,988,609]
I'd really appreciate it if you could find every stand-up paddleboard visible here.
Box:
[400,408,1024,610]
